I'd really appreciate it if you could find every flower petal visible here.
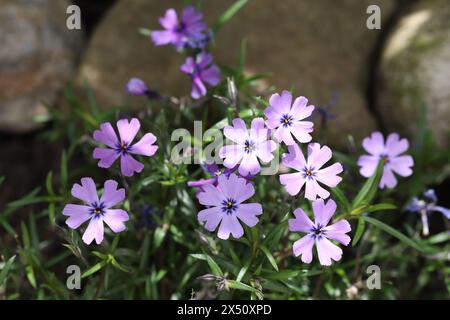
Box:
[292,234,315,263]
[201,65,221,86]
[159,8,178,29]
[197,184,225,206]
[93,122,119,148]
[238,153,260,176]
[255,140,276,163]
[236,203,262,227]
[316,163,343,187]
[362,131,385,156]
[289,208,314,233]
[307,143,332,170]
[268,90,292,115]
[385,133,409,157]
[290,122,313,143]
[357,155,379,178]
[379,167,397,189]
[223,118,249,144]
[312,199,336,226]
[305,179,330,200]
[117,118,140,144]
[103,209,129,233]
[100,180,125,208]
[290,96,314,120]
[280,172,305,196]
[218,174,254,203]
[63,204,92,229]
[71,177,99,205]
[93,148,120,168]
[389,155,413,177]
[324,220,351,245]
[282,143,306,171]
[130,133,158,156]
[120,154,144,177]
[316,237,343,266]
[217,215,244,240]
[198,206,223,232]
[82,216,104,245]
[274,126,295,145]
[219,145,245,168]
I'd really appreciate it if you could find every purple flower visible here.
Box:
[289,199,351,266]
[219,118,277,176]
[280,143,343,200]
[125,78,148,96]
[264,90,315,145]
[63,178,129,245]
[406,189,450,236]
[197,173,262,240]
[187,162,236,190]
[181,52,221,99]
[151,6,207,50]
[93,118,158,177]
[357,132,414,189]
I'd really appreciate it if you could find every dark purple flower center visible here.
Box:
[244,140,255,154]
[280,114,294,127]
[311,224,326,239]
[115,141,132,155]
[302,166,317,180]
[221,198,238,215]
[380,153,390,164]
[90,202,106,218]
[176,22,187,33]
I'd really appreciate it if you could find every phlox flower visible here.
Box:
[151,6,207,50]
[358,132,414,189]
[63,178,129,245]
[125,78,148,96]
[93,118,158,177]
[219,118,277,176]
[264,90,314,145]
[197,173,262,240]
[279,143,343,200]
[181,52,221,99]
[406,189,450,236]
[289,199,351,266]
[187,162,236,190]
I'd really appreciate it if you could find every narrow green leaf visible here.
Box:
[260,245,278,271]
[212,0,248,33]
[363,216,424,252]
[138,27,152,37]
[352,217,365,246]
[331,186,351,213]
[0,255,16,285]
[352,203,396,215]
[260,269,299,280]
[26,265,37,288]
[0,176,5,187]
[204,252,223,277]
[353,159,384,207]
[226,280,259,294]
[236,259,251,282]
[82,261,106,278]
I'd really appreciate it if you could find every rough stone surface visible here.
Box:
[0,0,83,133]
[76,0,396,147]
[377,0,450,148]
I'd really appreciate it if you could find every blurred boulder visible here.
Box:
[76,0,396,147]
[0,0,83,134]
[376,0,450,148]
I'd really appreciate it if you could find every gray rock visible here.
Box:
[0,0,83,133]
[76,0,396,147]
[377,0,450,148]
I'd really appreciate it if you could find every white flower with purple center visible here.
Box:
[219,118,277,176]
[279,143,343,200]
[63,178,129,245]
[264,90,314,146]
[358,132,414,189]
[181,52,221,99]
[151,6,208,50]
[197,173,262,240]
[93,118,158,177]
[289,199,351,266]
